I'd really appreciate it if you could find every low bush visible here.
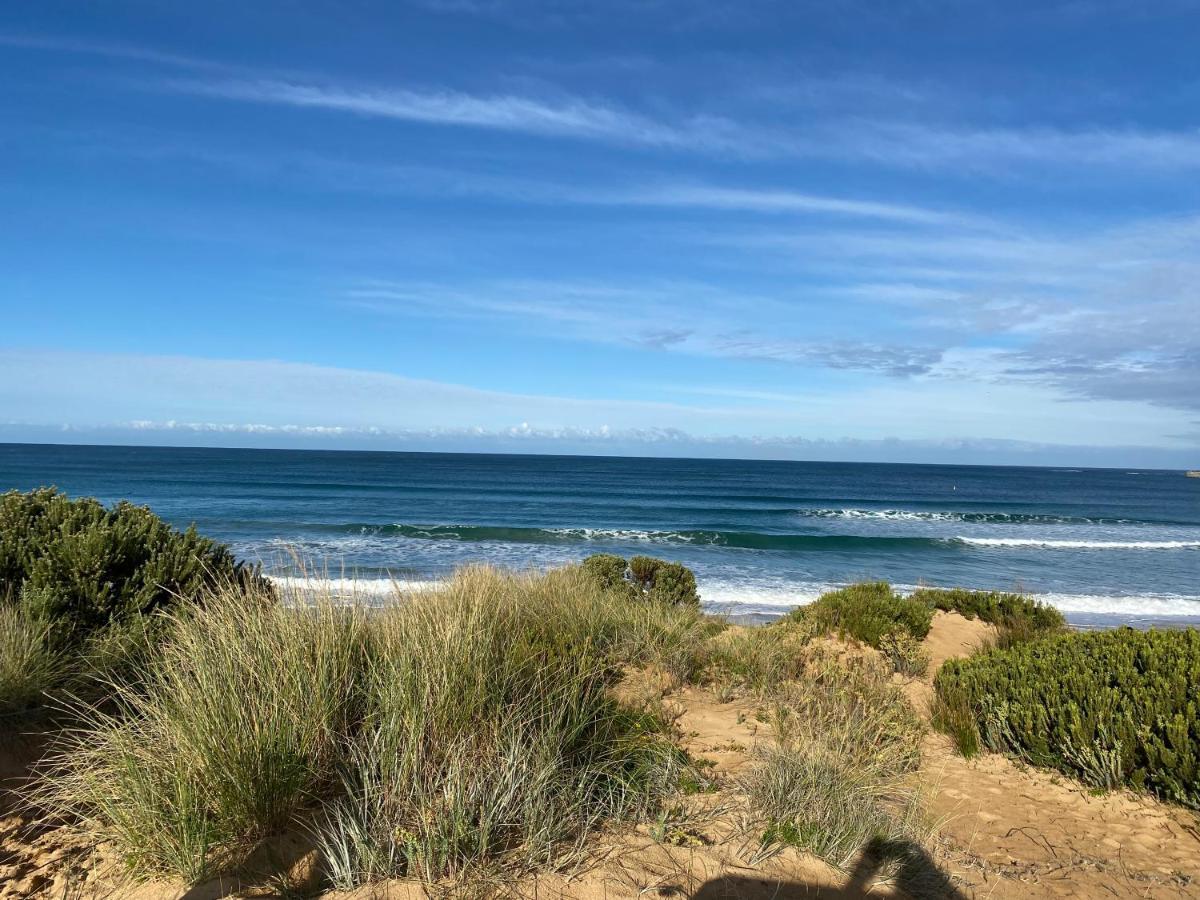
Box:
[910,587,1064,647]
[580,553,700,606]
[795,582,933,648]
[38,566,696,884]
[0,488,267,649]
[933,627,1200,807]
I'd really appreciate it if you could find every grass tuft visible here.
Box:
[745,656,929,870]
[0,604,64,714]
[36,565,696,886]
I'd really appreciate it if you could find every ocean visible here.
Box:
[3,443,1198,625]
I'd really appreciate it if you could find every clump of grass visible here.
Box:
[745,655,929,869]
[699,618,817,693]
[36,582,368,882]
[37,565,695,886]
[0,604,63,714]
[316,567,690,886]
[794,582,933,648]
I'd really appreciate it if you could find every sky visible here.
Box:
[2,0,1199,466]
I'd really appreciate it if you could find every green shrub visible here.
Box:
[581,553,700,606]
[933,628,1200,807]
[910,587,1065,646]
[0,488,267,648]
[796,582,933,648]
[580,553,633,597]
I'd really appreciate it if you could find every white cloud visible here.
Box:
[172,77,747,151]
[3,349,1191,450]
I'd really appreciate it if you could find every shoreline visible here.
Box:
[266,572,1200,629]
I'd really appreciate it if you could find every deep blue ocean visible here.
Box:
[3,443,1199,625]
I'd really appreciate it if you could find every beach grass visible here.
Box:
[0,604,64,715]
[34,565,702,885]
[746,653,929,870]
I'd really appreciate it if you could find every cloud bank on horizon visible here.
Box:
[1,1,1198,466]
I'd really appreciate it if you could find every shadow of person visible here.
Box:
[692,837,966,899]
[846,836,966,899]
[177,831,321,900]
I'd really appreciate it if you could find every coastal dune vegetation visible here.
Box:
[1,488,1197,896]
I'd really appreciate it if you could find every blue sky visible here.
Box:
[2,1,1199,466]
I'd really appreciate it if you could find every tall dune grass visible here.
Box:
[36,565,704,886]
[0,604,64,714]
[745,653,930,871]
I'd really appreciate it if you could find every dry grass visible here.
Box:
[743,651,932,872]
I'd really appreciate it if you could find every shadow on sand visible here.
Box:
[692,837,966,899]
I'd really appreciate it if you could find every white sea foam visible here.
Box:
[267,573,1200,620]
[269,575,442,599]
[957,537,1200,550]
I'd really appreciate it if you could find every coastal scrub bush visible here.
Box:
[933,627,1200,807]
[0,488,266,649]
[39,566,695,884]
[580,552,634,597]
[581,553,700,606]
[746,654,928,870]
[910,587,1065,647]
[796,582,933,648]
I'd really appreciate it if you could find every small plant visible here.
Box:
[879,628,930,677]
[795,582,933,648]
[0,604,63,714]
[745,659,928,869]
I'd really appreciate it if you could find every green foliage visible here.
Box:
[700,617,817,693]
[910,587,1065,646]
[879,628,930,677]
[796,582,933,648]
[580,553,700,606]
[0,488,267,648]
[746,657,928,869]
[933,627,1200,807]
[0,604,63,714]
[580,553,633,597]
[39,567,695,884]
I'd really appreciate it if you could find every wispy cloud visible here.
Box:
[344,278,945,377]
[16,30,1200,173]
[829,121,1200,172]
[172,77,746,151]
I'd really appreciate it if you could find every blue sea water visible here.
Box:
[3,443,1198,625]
